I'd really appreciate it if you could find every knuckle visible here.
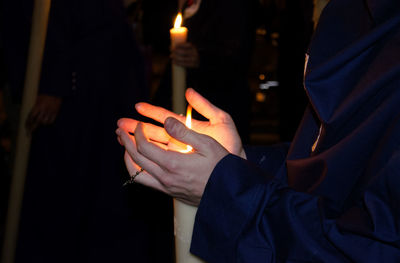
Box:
[169,122,187,139]
[218,110,233,123]
[202,136,215,148]
[133,142,142,157]
[166,158,179,171]
[136,143,144,155]
[161,175,174,189]
[176,126,189,139]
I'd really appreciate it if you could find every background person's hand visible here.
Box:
[171,42,200,68]
[118,88,246,159]
[117,117,229,206]
[26,94,62,132]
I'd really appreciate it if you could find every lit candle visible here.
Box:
[170,13,188,50]
[174,105,204,263]
[170,13,188,115]
[180,106,193,153]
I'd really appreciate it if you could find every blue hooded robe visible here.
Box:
[191,0,400,261]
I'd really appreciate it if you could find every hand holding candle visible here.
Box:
[170,13,199,68]
[117,115,228,206]
[171,42,200,68]
[116,88,246,204]
[117,89,244,262]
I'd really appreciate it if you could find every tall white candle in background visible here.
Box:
[170,14,204,263]
[170,13,188,115]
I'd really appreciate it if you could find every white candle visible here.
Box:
[170,13,188,115]
[170,13,188,49]
[170,14,204,263]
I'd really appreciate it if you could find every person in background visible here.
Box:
[153,0,259,144]
[2,0,172,262]
[117,0,400,261]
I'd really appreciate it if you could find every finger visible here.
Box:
[174,48,192,57]
[152,140,169,150]
[134,122,191,172]
[171,59,188,68]
[185,88,230,124]
[118,118,171,144]
[118,127,166,180]
[42,114,53,125]
[118,118,139,131]
[133,120,171,144]
[26,106,39,125]
[116,132,123,145]
[174,42,193,50]
[164,117,215,154]
[37,110,49,125]
[135,103,186,124]
[172,59,191,68]
[26,109,41,132]
[171,50,194,61]
[124,151,166,193]
[172,57,196,68]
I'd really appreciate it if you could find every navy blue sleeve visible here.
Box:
[244,144,290,176]
[191,153,400,262]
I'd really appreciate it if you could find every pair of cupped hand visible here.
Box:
[116,88,246,206]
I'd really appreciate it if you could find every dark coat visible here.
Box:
[191,0,400,261]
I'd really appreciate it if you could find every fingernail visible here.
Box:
[186,87,194,95]
[164,117,174,128]
[165,117,182,132]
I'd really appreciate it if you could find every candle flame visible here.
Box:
[181,105,193,153]
[185,105,192,129]
[174,13,183,28]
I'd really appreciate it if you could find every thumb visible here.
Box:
[164,117,212,153]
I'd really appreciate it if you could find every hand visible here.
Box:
[116,88,245,205]
[26,94,62,132]
[118,88,246,158]
[117,117,229,206]
[171,42,200,68]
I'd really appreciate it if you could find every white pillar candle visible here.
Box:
[170,13,188,115]
[170,13,204,263]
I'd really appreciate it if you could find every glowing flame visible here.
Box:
[181,105,193,153]
[185,105,192,129]
[174,13,183,28]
